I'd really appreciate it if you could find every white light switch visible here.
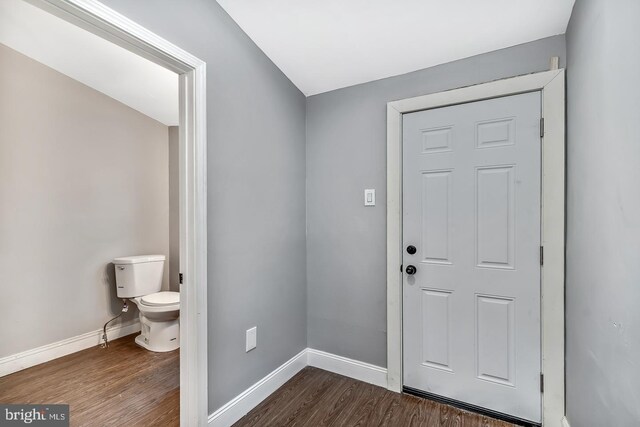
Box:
[364,189,376,206]
[246,326,257,352]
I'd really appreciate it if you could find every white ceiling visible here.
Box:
[217,0,575,96]
[0,0,179,126]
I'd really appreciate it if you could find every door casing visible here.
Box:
[386,69,565,427]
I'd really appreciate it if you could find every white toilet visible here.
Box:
[113,255,180,352]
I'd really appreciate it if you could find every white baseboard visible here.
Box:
[0,320,140,377]
[562,416,571,427]
[208,348,388,426]
[306,348,388,388]
[208,348,308,427]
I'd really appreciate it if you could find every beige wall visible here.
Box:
[168,126,179,291]
[0,43,170,357]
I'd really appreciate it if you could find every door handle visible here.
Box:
[405,265,417,275]
[406,245,417,255]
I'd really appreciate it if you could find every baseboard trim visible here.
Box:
[208,348,388,426]
[208,348,308,427]
[306,348,388,388]
[562,416,571,427]
[0,320,140,377]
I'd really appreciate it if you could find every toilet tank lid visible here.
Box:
[113,255,166,265]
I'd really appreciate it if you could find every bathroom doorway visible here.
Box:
[0,0,207,424]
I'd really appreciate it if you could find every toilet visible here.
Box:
[113,255,180,352]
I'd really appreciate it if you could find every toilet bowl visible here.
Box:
[131,291,180,352]
[113,255,180,352]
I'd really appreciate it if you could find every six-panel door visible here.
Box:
[402,92,542,422]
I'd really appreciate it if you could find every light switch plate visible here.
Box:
[246,326,257,352]
[364,189,376,206]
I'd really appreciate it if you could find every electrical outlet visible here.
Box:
[246,326,257,352]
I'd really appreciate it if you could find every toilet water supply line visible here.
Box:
[101,300,129,348]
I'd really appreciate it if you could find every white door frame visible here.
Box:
[29,0,209,425]
[386,69,565,426]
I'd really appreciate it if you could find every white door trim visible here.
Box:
[386,69,565,427]
[29,1,209,425]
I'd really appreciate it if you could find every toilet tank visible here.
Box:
[113,255,165,298]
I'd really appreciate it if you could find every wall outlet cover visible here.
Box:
[246,326,257,352]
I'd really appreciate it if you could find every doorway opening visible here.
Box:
[0,0,207,424]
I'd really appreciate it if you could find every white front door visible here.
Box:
[402,92,542,422]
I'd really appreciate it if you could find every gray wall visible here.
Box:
[306,35,566,367]
[566,1,640,425]
[0,43,170,357]
[168,126,180,292]
[100,0,308,412]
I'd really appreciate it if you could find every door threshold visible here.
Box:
[402,386,540,427]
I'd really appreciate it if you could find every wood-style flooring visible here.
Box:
[1,339,518,427]
[0,333,179,427]
[234,367,516,427]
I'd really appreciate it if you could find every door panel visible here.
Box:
[421,288,452,371]
[402,92,541,422]
[476,166,515,268]
[421,171,452,264]
[476,294,516,386]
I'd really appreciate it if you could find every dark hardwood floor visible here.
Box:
[0,333,179,427]
[1,338,519,426]
[234,367,516,427]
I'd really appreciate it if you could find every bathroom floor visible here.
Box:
[0,334,179,426]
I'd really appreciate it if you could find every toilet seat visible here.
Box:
[132,291,180,314]
[141,291,180,307]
